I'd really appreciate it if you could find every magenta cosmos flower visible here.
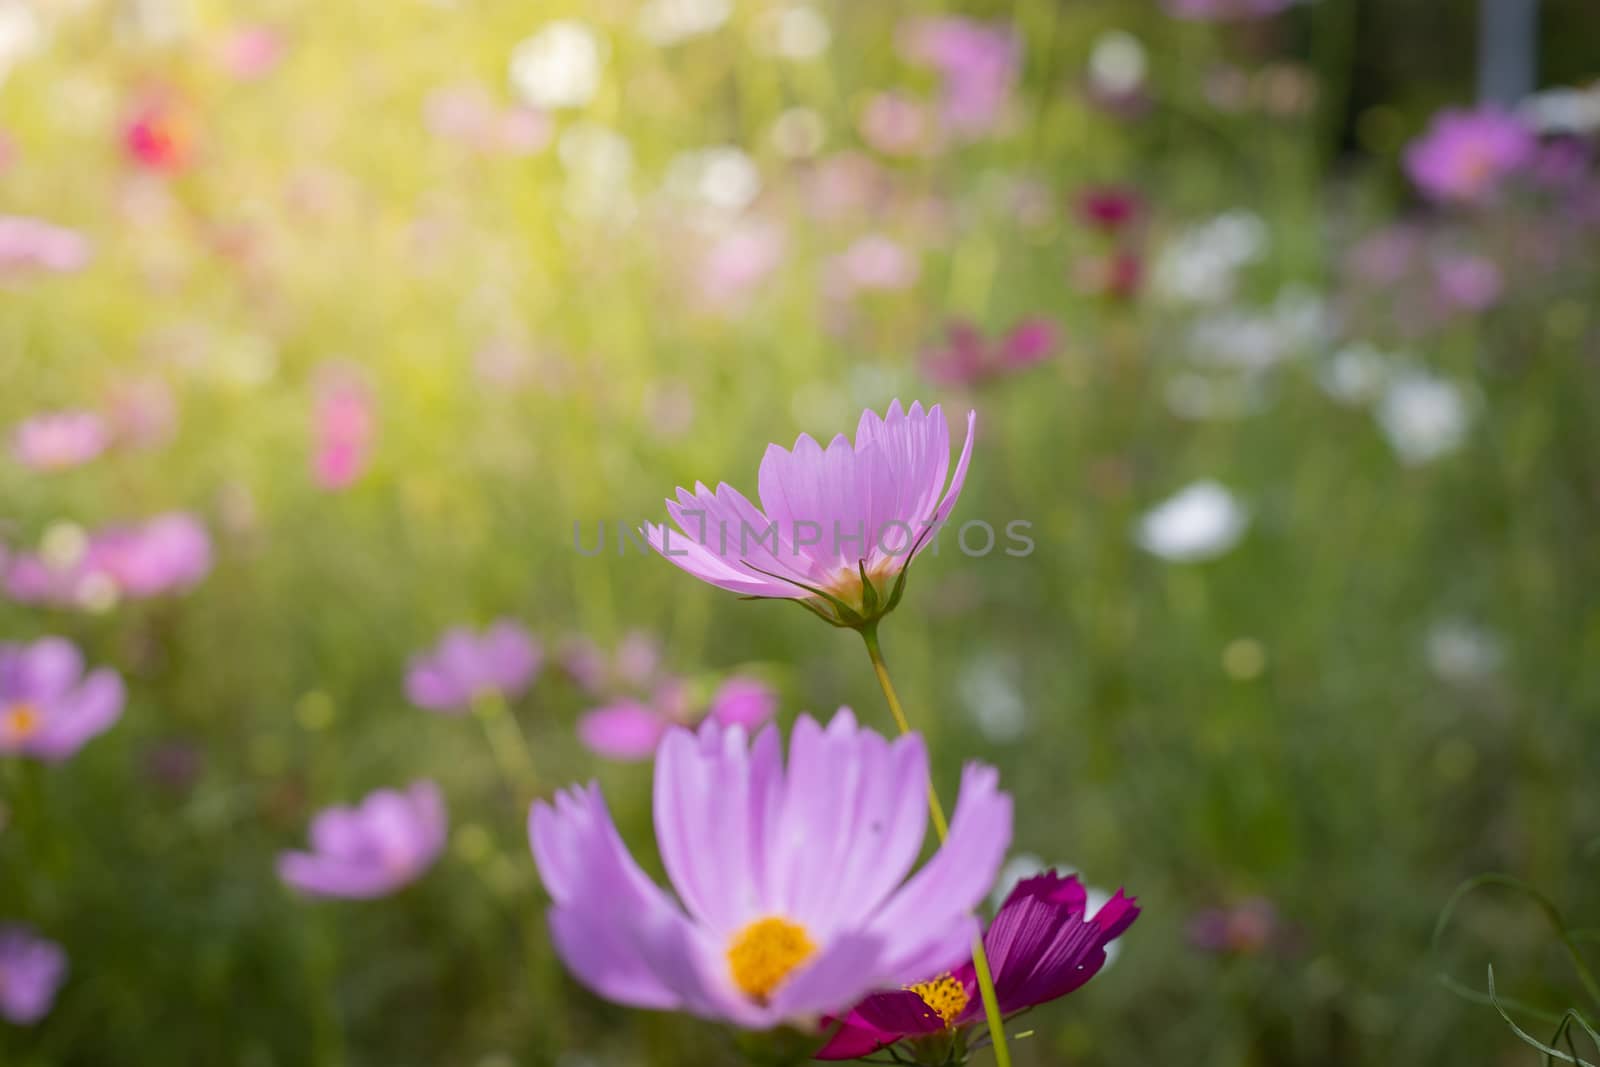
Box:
[818,871,1139,1059]
[1405,107,1536,205]
[4,512,211,609]
[579,674,778,761]
[0,925,67,1024]
[405,620,541,713]
[922,319,1058,387]
[643,401,974,628]
[530,710,1012,1028]
[10,411,110,472]
[0,638,125,763]
[278,781,448,899]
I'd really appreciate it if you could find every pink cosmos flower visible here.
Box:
[859,92,937,157]
[0,216,93,278]
[278,781,447,899]
[1405,107,1537,205]
[530,709,1012,1027]
[818,871,1139,1059]
[0,925,67,1024]
[1434,252,1504,312]
[643,400,974,627]
[214,26,287,79]
[578,674,778,761]
[921,319,1059,387]
[405,621,542,714]
[312,368,375,490]
[10,411,110,471]
[826,235,920,299]
[694,220,787,312]
[899,18,1020,138]
[4,512,212,608]
[556,630,663,696]
[1163,0,1295,18]
[0,637,125,763]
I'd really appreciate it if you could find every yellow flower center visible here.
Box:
[726,916,817,1003]
[907,973,970,1026]
[2,703,40,739]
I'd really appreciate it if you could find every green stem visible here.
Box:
[860,626,1013,1067]
[472,691,539,800]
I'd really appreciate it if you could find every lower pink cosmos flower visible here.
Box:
[10,410,110,471]
[643,401,974,628]
[530,710,1012,1028]
[0,638,125,763]
[0,925,67,1025]
[278,781,448,899]
[578,674,778,761]
[405,620,542,713]
[1405,107,1536,206]
[817,871,1139,1059]
[922,319,1059,387]
[312,368,376,490]
[0,216,93,279]
[4,513,212,608]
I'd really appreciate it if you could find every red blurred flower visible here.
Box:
[124,100,196,173]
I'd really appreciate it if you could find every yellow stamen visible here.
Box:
[907,973,970,1026]
[2,703,40,739]
[726,917,816,1002]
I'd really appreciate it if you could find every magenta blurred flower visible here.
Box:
[405,620,542,714]
[1434,252,1504,312]
[312,368,375,490]
[578,674,778,761]
[530,709,1012,1026]
[819,871,1139,1059]
[214,26,287,79]
[922,318,1059,387]
[900,17,1020,138]
[643,400,974,627]
[10,411,110,471]
[0,925,67,1025]
[1163,0,1294,19]
[4,512,212,608]
[859,92,936,156]
[1405,107,1536,205]
[0,216,93,278]
[278,781,447,899]
[1186,897,1283,955]
[124,99,195,174]
[1077,185,1143,233]
[0,637,125,763]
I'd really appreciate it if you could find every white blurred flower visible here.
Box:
[1153,211,1268,304]
[637,0,731,45]
[1136,480,1249,562]
[1088,30,1147,98]
[0,0,44,83]
[1319,342,1393,405]
[510,21,603,110]
[1426,618,1506,685]
[1376,371,1471,466]
[770,107,825,157]
[664,146,761,214]
[758,4,830,60]
[1520,83,1600,136]
[958,652,1027,744]
[559,122,635,219]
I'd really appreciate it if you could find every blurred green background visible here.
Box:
[2,0,1599,1064]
